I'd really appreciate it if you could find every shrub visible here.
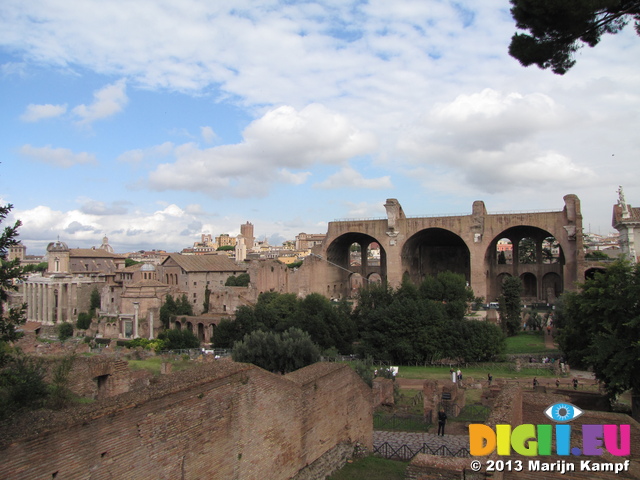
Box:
[351,360,374,387]
[158,328,200,350]
[225,273,250,286]
[48,354,75,409]
[0,350,49,415]
[57,322,74,342]
[127,338,166,352]
[232,328,320,374]
[76,312,92,330]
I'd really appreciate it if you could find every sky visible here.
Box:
[1,1,639,255]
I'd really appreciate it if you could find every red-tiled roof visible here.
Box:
[162,253,245,272]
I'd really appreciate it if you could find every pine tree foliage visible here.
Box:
[509,0,640,74]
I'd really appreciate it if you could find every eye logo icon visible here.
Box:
[544,402,583,423]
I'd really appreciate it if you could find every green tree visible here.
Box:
[585,250,610,260]
[518,238,536,264]
[355,273,503,364]
[232,328,320,374]
[48,354,76,409]
[76,312,92,330]
[57,322,74,342]
[295,293,356,353]
[157,328,200,350]
[160,294,178,329]
[555,260,640,420]
[124,258,142,267]
[225,273,250,286]
[498,276,523,336]
[177,294,193,316]
[508,0,640,74]
[0,204,26,354]
[0,350,48,416]
[22,262,47,273]
[202,285,211,314]
[89,288,101,315]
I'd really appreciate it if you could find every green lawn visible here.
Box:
[396,364,556,380]
[327,456,408,480]
[504,331,556,354]
[127,356,195,375]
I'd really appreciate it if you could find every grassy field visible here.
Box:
[396,363,556,380]
[127,356,195,375]
[327,456,408,480]
[504,331,557,355]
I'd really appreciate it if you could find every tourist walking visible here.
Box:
[437,408,447,436]
[487,373,493,386]
[533,377,539,388]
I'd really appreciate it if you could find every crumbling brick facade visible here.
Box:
[0,361,372,480]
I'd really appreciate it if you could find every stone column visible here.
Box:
[46,285,54,324]
[24,283,31,321]
[148,311,154,340]
[133,302,139,339]
[36,283,44,322]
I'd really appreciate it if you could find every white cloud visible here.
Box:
[117,142,174,163]
[72,79,128,125]
[396,88,596,194]
[200,126,217,144]
[2,1,640,241]
[19,144,97,168]
[314,166,393,190]
[342,201,386,219]
[147,104,377,196]
[20,103,67,122]
[13,202,226,254]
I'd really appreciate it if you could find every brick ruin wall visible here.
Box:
[0,361,372,480]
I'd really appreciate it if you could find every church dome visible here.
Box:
[98,235,114,253]
[47,240,69,252]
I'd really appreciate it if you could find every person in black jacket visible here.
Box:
[437,408,447,436]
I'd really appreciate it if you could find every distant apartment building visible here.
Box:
[216,233,237,248]
[295,233,326,251]
[7,242,45,266]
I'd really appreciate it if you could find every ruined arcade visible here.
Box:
[302,195,583,303]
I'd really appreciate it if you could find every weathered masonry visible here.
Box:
[0,361,372,480]
[302,195,584,303]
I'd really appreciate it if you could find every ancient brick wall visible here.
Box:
[0,361,372,480]
[58,355,138,399]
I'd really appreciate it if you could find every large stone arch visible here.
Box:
[400,228,470,284]
[584,267,606,280]
[486,225,564,302]
[325,232,386,298]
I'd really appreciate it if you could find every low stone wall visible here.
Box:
[372,377,394,407]
[486,383,522,428]
[405,454,496,480]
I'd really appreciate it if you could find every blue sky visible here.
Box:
[1,1,639,255]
